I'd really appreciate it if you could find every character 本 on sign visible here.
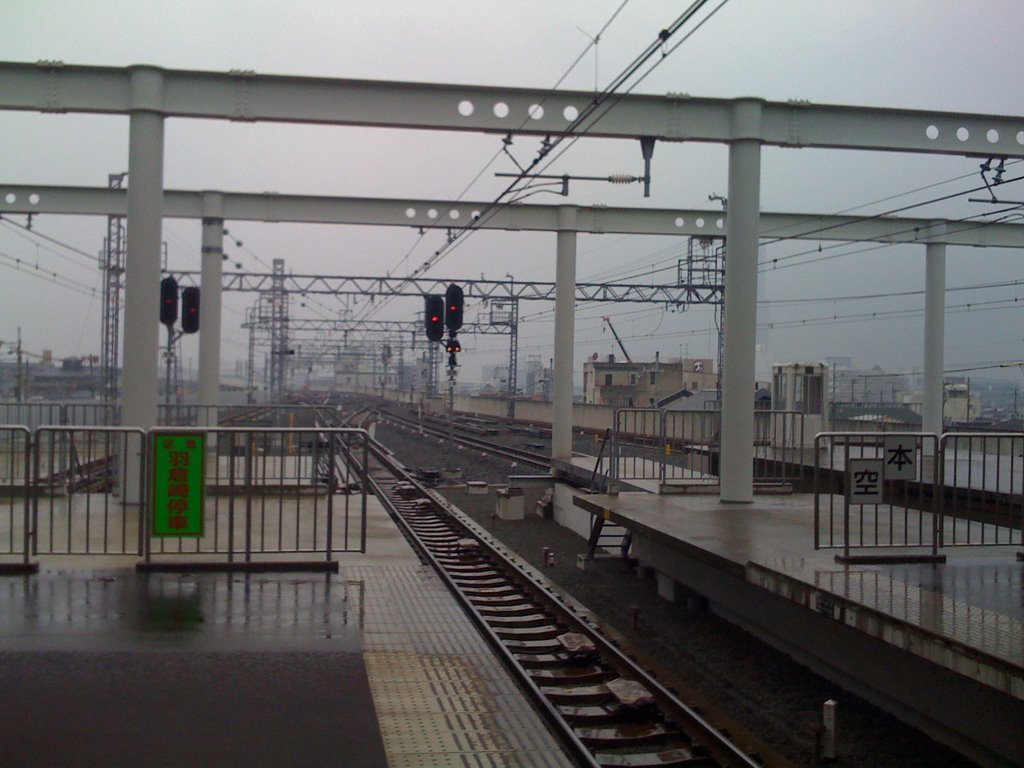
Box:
[883,436,916,481]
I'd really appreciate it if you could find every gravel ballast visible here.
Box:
[375,420,979,768]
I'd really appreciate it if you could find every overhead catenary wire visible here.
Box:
[760,206,1024,273]
[358,0,721,324]
[758,172,1024,261]
[368,0,634,315]
[0,250,99,298]
[0,217,100,271]
[513,296,1024,354]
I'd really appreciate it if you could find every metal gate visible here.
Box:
[815,431,1024,557]
[142,427,368,565]
[1,425,369,569]
[0,426,31,566]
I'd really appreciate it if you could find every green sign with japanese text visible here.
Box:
[151,432,205,537]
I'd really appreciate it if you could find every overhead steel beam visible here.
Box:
[248,318,511,335]
[177,271,714,306]
[3,184,1024,247]
[3,62,1024,158]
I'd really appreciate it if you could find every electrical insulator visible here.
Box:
[160,277,179,326]
[424,295,445,342]
[608,174,637,184]
[181,286,200,334]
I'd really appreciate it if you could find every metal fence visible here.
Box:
[752,410,806,484]
[0,424,369,569]
[814,431,1024,557]
[610,409,665,484]
[611,408,807,488]
[813,432,940,559]
[0,426,30,564]
[0,401,331,430]
[939,432,1024,548]
[31,427,147,556]
[0,402,66,430]
[143,427,368,564]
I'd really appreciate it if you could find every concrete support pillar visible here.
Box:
[923,241,946,436]
[122,68,165,432]
[720,102,763,503]
[552,207,578,462]
[198,192,224,426]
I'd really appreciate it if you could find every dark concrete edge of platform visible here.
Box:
[835,553,947,565]
[136,560,339,573]
[631,533,1024,768]
[571,492,746,579]
[746,561,1024,687]
[0,562,39,575]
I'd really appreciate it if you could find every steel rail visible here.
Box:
[333,410,763,767]
[379,409,552,470]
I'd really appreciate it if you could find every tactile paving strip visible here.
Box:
[345,564,572,768]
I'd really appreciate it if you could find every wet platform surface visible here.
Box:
[569,481,1024,681]
[0,497,573,768]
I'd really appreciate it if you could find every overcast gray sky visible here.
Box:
[2,0,1024,385]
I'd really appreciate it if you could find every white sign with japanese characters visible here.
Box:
[883,436,917,481]
[848,458,884,504]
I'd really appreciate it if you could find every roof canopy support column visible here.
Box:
[922,241,946,437]
[552,207,578,463]
[122,69,165,433]
[720,102,763,503]
[198,192,224,425]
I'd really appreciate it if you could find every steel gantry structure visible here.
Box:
[4,61,1024,501]
[175,267,711,405]
[99,172,127,402]
[243,315,518,401]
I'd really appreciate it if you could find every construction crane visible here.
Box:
[601,316,632,364]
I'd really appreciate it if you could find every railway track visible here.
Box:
[375,407,552,470]
[336,417,763,768]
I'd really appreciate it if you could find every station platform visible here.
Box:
[556,455,1023,767]
[0,496,572,768]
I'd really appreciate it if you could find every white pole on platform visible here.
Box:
[720,102,763,504]
[122,68,165,433]
[198,192,224,427]
[552,206,578,463]
[121,68,165,505]
[922,241,946,436]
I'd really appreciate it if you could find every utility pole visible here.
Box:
[15,327,24,402]
[164,324,176,407]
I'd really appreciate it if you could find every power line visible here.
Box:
[0,217,99,272]
[758,173,1024,258]
[375,1,720,293]
[0,250,99,298]
[759,203,1024,273]
[366,1,637,318]
[762,296,1022,330]
[765,278,1024,306]
[512,296,1024,355]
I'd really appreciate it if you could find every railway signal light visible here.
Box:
[445,283,464,332]
[181,286,201,334]
[424,295,445,342]
[445,337,461,353]
[160,277,178,326]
